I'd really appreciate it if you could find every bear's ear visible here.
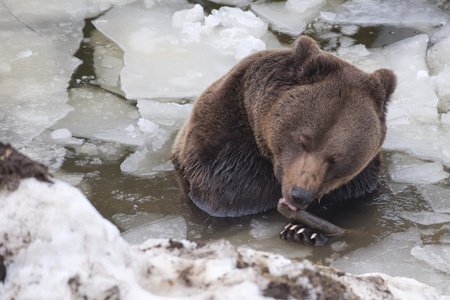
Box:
[300,54,340,79]
[293,35,320,63]
[371,68,397,99]
[293,36,340,80]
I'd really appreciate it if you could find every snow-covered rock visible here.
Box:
[0,172,448,299]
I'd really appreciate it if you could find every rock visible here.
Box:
[0,143,52,191]
[0,147,448,299]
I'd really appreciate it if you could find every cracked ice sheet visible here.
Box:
[251,0,325,36]
[0,0,131,149]
[93,2,275,100]
[0,4,78,147]
[320,0,448,33]
[336,35,450,168]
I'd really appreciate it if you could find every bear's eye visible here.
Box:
[300,142,307,152]
[328,156,337,165]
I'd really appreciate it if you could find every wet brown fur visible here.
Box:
[172,36,396,217]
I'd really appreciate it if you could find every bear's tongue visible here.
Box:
[278,197,298,212]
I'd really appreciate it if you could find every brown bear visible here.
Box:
[172,36,396,239]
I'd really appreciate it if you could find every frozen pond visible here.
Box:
[1,0,449,295]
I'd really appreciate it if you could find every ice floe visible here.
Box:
[93,2,275,100]
[54,87,145,146]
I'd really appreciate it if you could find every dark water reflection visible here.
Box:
[60,147,434,261]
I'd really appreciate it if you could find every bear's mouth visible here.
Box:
[278,197,299,211]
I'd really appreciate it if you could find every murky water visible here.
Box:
[55,8,449,293]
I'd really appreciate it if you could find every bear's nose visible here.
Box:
[291,186,313,208]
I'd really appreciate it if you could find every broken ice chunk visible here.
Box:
[387,153,449,185]
[427,36,450,75]
[286,0,324,14]
[389,161,449,185]
[120,147,149,174]
[51,128,72,140]
[210,7,268,39]
[172,4,204,27]
[91,29,125,97]
[400,211,450,226]
[121,215,187,244]
[53,172,85,187]
[53,87,145,146]
[411,245,450,274]
[112,211,163,231]
[416,185,450,214]
[435,67,450,110]
[138,118,160,134]
[120,141,174,177]
[251,0,324,36]
[76,143,99,156]
[430,22,450,44]
[137,100,193,128]
[320,0,447,33]
[249,219,286,241]
[208,0,253,6]
[340,25,359,36]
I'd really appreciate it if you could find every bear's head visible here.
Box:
[265,36,396,211]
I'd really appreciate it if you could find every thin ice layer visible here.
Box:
[93,3,271,99]
[331,228,449,293]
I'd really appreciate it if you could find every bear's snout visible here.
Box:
[291,186,313,208]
